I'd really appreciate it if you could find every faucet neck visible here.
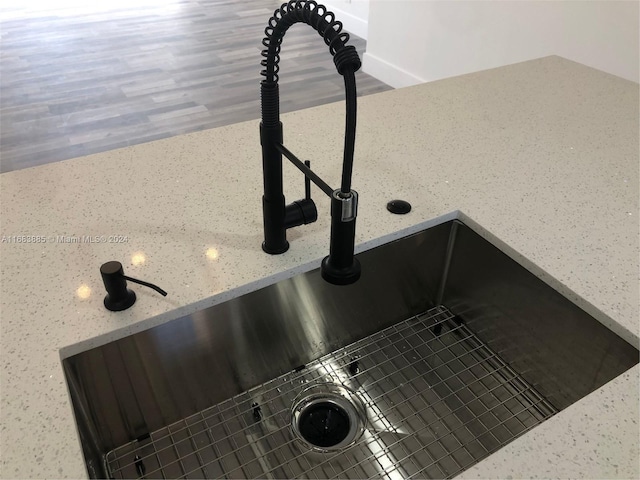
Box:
[260,1,361,193]
[260,1,362,85]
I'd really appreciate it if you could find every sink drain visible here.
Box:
[298,401,350,448]
[291,383,366,451]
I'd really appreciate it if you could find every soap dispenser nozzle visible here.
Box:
[100,261,167,311]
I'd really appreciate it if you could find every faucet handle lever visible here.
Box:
[304,160,312,200]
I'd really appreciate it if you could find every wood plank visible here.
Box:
[0,0,391,173]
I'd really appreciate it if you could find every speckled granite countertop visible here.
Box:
[1,56,638,479]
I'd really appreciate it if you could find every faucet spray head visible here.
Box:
[321,190,361,285]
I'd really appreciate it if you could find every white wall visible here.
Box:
[363,1,639,88]
[324,0,370,39]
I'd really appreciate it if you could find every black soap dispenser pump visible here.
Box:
[100,261,167,311]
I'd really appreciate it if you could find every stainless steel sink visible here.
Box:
[63,220,638,479]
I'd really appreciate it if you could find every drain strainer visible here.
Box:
[291,383,366,452]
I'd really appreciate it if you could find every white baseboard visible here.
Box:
[362,52,426,89]
[323,4,369,39]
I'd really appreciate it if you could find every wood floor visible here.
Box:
[0,0,391,173]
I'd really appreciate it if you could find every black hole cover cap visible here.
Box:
[387,199,412,214]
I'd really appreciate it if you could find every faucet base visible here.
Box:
[262,241,290,255]
[321,256,361,286]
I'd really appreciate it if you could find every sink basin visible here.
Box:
[63,220,638,479]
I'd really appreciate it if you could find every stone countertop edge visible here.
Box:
[0,56,638,479]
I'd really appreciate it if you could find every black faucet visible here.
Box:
[259,0,362,285]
